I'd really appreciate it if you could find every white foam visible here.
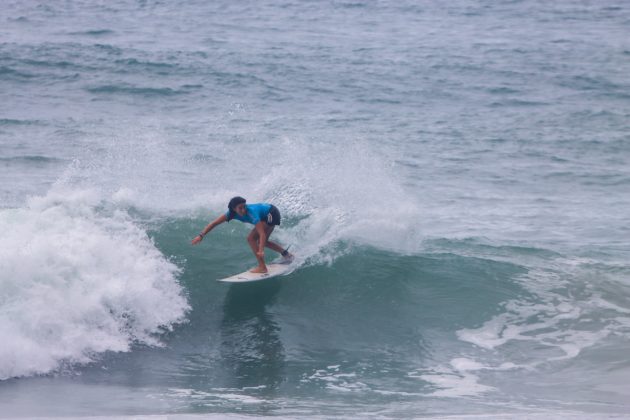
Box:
[450,357,486,371]
[0,186,189,380]
[163,388,265,405]
[415,358,496,398]
[455,258,630,380]
[303,365,369,394]
[433,252,630,401]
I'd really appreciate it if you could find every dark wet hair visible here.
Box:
[227,196,246,220]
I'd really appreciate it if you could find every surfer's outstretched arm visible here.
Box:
[191,214,228,245]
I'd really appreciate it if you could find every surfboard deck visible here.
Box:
[217,262,294,283]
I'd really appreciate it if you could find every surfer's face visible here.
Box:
[234,203,246,216]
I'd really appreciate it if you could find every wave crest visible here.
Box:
[0,187,189,380]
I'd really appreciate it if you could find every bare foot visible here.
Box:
[250,266,268,274]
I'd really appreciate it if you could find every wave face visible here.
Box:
[1,0,630,417]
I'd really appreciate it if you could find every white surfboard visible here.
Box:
[217,262,294,283]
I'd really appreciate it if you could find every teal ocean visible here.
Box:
[1,1,629,418]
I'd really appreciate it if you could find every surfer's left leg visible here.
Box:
[247,228,268,273]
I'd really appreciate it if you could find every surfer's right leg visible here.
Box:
[265,240,284,253]
[262,225,293,261]
[261,224,283,253]
[248,226,283,255]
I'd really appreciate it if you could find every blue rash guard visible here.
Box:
[225,203,272,225]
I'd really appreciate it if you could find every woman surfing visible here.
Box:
[191,196,293,273]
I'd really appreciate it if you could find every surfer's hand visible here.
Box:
[191,235,203,245]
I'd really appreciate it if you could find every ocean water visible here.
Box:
[1,0,630,418]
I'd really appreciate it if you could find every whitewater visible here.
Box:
[1,0,629,418]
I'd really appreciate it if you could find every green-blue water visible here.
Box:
[1,0,629,417]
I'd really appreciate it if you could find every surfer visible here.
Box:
[191,196,293,273]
